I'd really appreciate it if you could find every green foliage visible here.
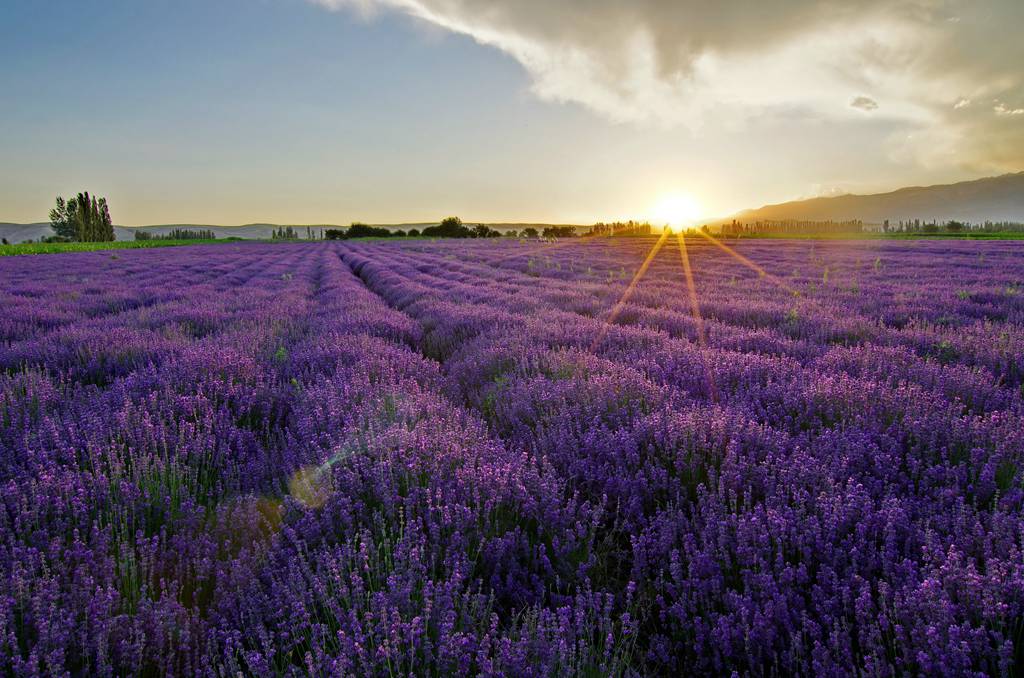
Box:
[135,228,216,241]
[588,221,650,236]
[49,192,115,242]
[0,239,222,257]
[323,223,406,239]
[542,225,578,238]
[271,226,299,240]
[932,339,959,364]
[419,217,502,239]
[345,223,393,238]
[472,224,501,238]
[422,216,472,238]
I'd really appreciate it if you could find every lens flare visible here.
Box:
[288,464,333,509]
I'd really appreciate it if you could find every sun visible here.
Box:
[651,193,702,231]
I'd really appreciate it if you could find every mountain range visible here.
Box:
[720,172,1024,225]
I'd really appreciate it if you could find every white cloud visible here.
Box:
[313,0,1024,170]
[994,102,1024,117]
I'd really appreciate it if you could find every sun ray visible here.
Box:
[676,232,718,402]
[693,228,799,295]
[487,229,612,265]
[675,232,707,346]
[589,230,669,351]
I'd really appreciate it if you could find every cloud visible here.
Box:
[314,0,1024,170]
[995,102,1024,117]
[851,96,879,112]
[809,184,853,199]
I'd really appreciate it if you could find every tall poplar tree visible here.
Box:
[49,192,114,242]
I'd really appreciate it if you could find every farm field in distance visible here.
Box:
[2,237,1023,675]
[0,238,224,257]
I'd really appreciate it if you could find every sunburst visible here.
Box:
[589,230,670,351]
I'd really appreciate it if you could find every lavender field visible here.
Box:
[2,237,1023,676]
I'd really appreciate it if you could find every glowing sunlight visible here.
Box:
[650,193,703,230]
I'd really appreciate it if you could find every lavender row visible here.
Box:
[1,243,632,675]
[2,236,1023,675]
[342,237,1024,675]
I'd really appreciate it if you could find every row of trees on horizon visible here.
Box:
[135,228,217,241]
[324,218,580,240]
[33,192,1024,245]
[719,218,1024,237]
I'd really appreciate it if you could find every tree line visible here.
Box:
[586,221,653,236]
[325,217,506,240]
[882,219,1024,234]
[719,219,865,237]
[718,218,1024,237]
[135,228,217,241]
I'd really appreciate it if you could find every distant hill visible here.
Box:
[0,223,53,244]
[722,172,1024,225]
[0,222,584,244]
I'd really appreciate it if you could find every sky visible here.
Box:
[1,0,1021,226]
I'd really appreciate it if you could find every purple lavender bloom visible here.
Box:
[1,238,1022,675]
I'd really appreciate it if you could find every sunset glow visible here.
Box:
[650,193,703,230]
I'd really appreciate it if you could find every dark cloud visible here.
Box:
[851,96,879,111]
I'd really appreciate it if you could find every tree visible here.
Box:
[543,225,577,238]
[49,192,114,242]
[407,228,421,237]
[272,226,298,240]
[422,217,472,238]
[471,224,500,238]
[169,228,216,240]
[522,227,539,238]
[946,220,965,233]
[49,197,75,241]
[345,223,391,238]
